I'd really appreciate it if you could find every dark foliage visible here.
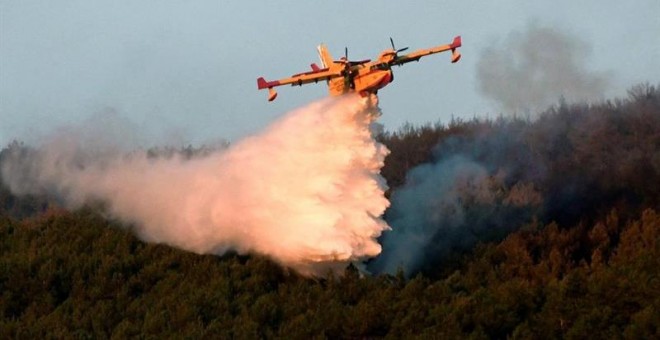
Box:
[1,84,659,338]
[1,206,657,338]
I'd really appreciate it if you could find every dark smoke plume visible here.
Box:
[371,121,544,275]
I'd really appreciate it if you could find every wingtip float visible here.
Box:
[257,35,462,102]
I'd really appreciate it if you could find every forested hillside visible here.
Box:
[373,83,660,276]
[1,84,658,338]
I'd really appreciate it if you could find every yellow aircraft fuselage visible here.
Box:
[327,65,393,97]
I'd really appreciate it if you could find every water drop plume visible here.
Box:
[1,95,391,276]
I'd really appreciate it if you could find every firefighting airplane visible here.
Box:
[257,35,461,101]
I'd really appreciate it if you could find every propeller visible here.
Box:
[389,37,409,54]
[332,46,369,88]
[333,47,350,65]
[329,46,354,87]
[341,47,351,76]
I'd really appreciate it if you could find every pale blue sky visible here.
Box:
[1,1,659,146]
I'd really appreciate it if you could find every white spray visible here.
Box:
[1,95,391,276]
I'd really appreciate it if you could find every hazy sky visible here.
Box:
[1,1,659,146]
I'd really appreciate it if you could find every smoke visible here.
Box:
[372,84,659,276]
[1,94,391,276]
[371,156,490,273]
[369,25,616,275]
[371,124,544,275]
[477,24,610,114]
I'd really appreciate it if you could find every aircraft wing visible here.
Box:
[257,66,343,101]
[391,36,462,66]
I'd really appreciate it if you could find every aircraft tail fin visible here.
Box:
[257,77,278,101]
[317,44,333,68]
[257,77,269,90]
[450,35,462,49]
